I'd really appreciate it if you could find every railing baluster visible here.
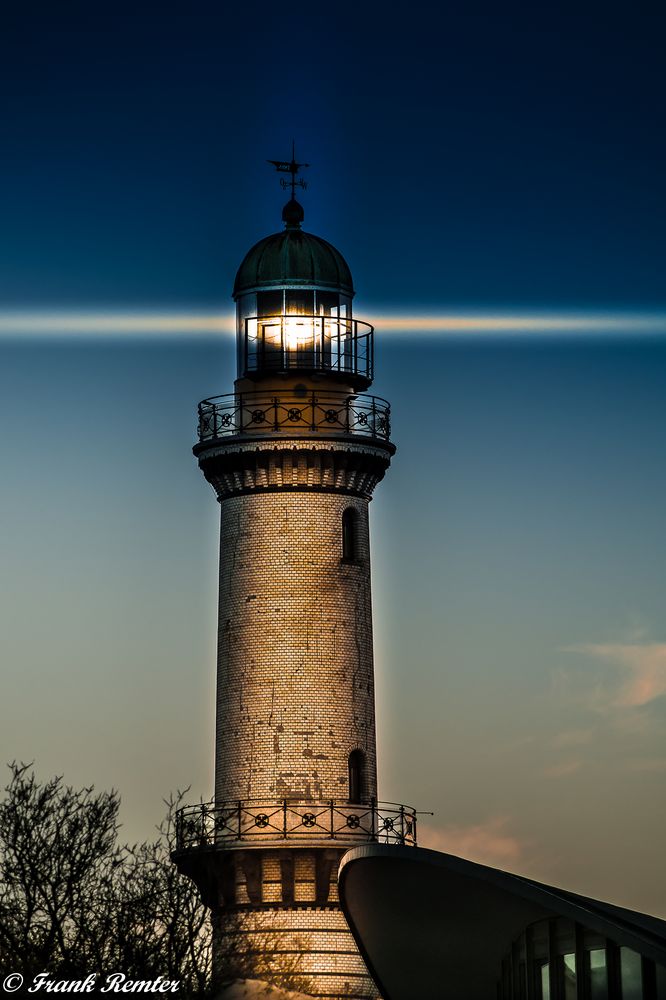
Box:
[237,800,241,840]
[283,799,288,836]
[311,391,316,431]
[354,320,358,373]
[280,316,285,371]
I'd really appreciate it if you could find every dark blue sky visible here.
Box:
[1,8,665,308]
[1,9,666,914]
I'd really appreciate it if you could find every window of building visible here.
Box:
[562,954,577,1000]
[342,507,357,562]
[588,949,607,1000]
[348,749,365,803]
[499,920,664,1000]
[656,962,666,999]
[621,949,642,1000]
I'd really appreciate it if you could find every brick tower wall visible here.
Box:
[215,490,378,805]
[214,906,379,1000]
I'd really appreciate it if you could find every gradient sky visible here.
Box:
[1,8,665,917]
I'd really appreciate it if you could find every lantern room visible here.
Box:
[232,197,374,391]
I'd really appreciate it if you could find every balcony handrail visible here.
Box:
[174,798,418,851]
[196,389,391,444]
[244,313,373,333]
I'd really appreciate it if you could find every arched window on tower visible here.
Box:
[341,507,358,563]
[348,749,365,804]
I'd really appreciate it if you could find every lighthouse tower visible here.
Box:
[174,157,417,1000]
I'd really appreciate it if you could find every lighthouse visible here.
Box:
[173,155,417,1000]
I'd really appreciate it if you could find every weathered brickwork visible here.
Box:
[215,489,378,804]
[200,836,380,996]
[201,454,388,997]
[214,905,379,1000]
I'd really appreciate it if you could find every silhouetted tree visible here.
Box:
[0,763,210,992]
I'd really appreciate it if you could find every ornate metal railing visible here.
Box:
[197,390,391,443]
[242,314,374,383]
[174,799,417,851]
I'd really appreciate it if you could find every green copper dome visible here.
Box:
[233,199,354,299]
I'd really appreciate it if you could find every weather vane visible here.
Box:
[267,140,309,200]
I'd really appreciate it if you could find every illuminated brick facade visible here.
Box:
[195,434,391,998]
[173,190,416,1000]
[215,481,377,804]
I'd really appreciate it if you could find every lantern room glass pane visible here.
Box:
[620,948,642,1000]
[237,294,256,375]
[316,292,338,369]
[236,289,372,383]
[316,291,340,315]
[252,292,284,371]
[285,289,314,314]
[257,290,283,316]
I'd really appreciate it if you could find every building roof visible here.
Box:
[338,844,666,1000]
[233,199,354,298]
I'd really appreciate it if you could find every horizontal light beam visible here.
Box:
[0,309,666,337]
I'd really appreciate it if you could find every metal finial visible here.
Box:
[267,140,309,201]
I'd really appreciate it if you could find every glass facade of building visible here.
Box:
[499,919,666,1000]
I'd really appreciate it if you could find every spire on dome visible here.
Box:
[281,197,304,229]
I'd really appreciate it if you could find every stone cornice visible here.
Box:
[194,435,395,501]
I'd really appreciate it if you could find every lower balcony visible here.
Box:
[174,799,418,852]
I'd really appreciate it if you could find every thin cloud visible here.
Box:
[563,642,666,709]
[544,759,582,779]
[552,729,594,749]
[1,308,666,338]
[418,816,525,867]
[623,757,666,773]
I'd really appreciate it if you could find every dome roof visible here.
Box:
[233,202,354,299]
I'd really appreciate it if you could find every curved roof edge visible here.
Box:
[233,229,355,300]
[338,844,666,1000]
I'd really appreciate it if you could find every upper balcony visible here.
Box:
[173,799,418,854]
[196,388,391,445]
[239,314,374,389]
